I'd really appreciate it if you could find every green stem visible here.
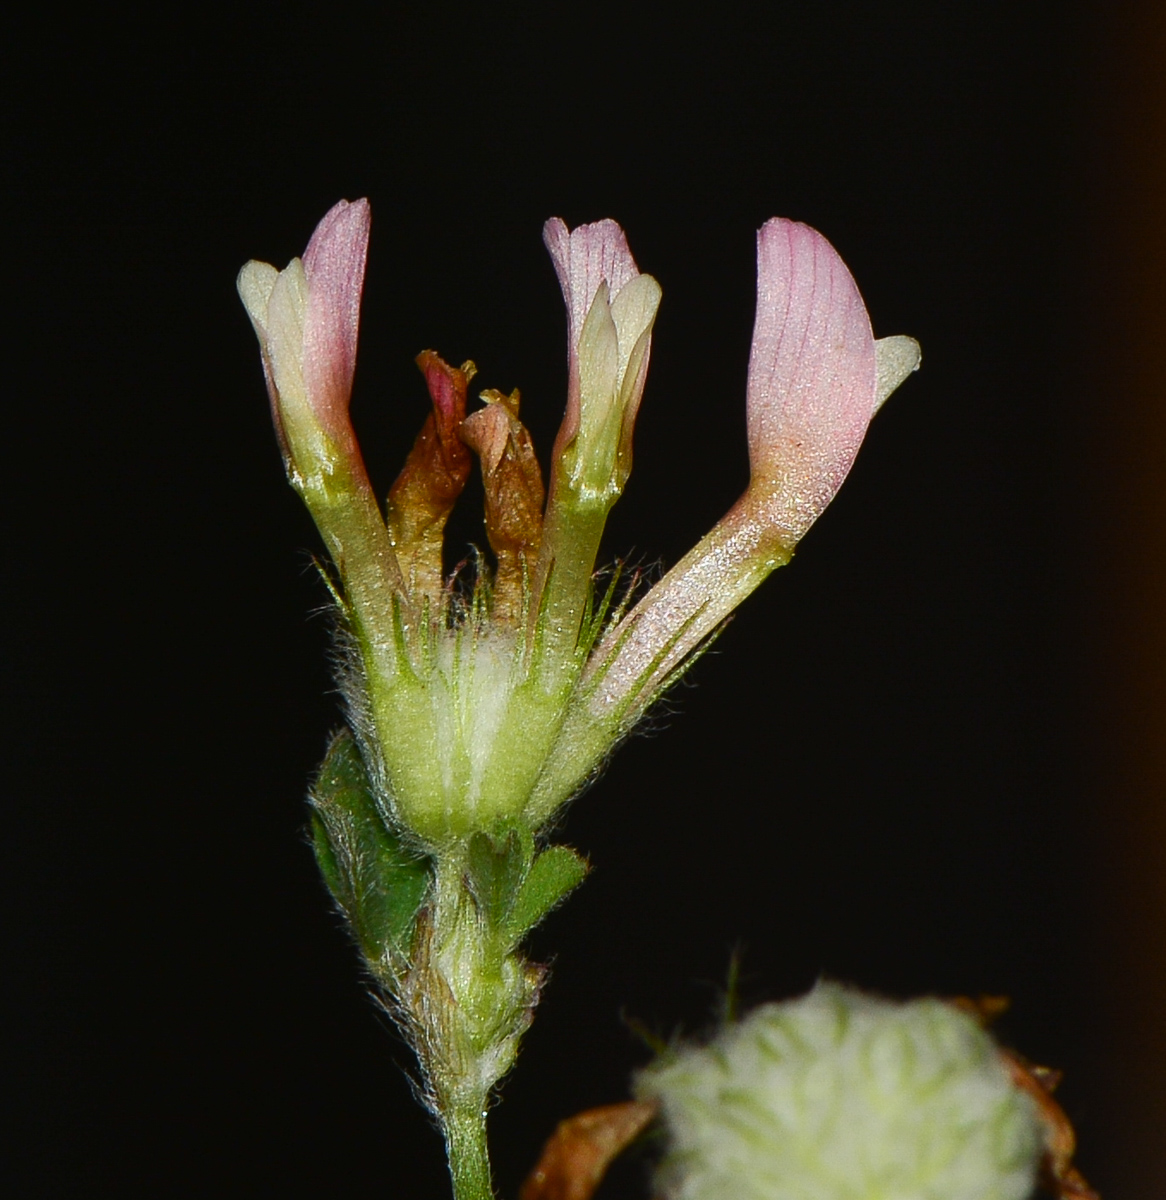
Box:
[531,497,610,673]
[293,439,413,652]
[444,1101,494,1200]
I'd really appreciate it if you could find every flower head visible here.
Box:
[242,209,922,1191]
[637,983,1043,1200]
[240,206,918,843]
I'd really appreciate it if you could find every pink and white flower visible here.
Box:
[573,219,919,730]
[237,198,371,484]
[542,218,662,500]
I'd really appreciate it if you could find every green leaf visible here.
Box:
[310,809,345,900]
[310,729,432,964]
[465,824,531,928]
[502,845,588,945]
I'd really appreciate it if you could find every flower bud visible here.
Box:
[542,217,661,502]
[237,198,371,489]
[531,219,662,674]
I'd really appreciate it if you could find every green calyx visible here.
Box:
[309,730,587,970]
[336,553,651,849]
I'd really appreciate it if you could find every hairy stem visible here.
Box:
[444,1098,494,1200]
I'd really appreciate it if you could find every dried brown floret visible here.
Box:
[385,351,475,603]
[519,1100,657,1200]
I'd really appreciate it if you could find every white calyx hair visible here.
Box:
[636,981,1043,1200]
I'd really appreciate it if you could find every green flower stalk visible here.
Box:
[636,983,1044,1200]
[238,202,919,1199]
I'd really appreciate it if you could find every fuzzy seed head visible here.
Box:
[637,982,1042,1200]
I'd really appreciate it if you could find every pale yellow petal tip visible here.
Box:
[611,273,663,339]
[874,335,921,412]
[237,260,280,333]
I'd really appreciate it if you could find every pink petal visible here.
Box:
[301,198,371,439]
[416,348,464,430]
[746,219,876,539]
[543,218,641,351]
[543,217,643,447]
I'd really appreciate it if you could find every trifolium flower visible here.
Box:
[240,205,921,1196]
[636,982,1043,1200]
[239,205,919,847]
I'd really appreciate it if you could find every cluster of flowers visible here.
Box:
[238,200,920,851]
[238,202,922,1199]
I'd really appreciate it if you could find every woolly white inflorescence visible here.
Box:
[636,982,1043,1200]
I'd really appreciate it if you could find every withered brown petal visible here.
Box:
[519,1100,657,1200]
[461,390,545,550]
[417,350,477,467]
[461,389,546,621]
[385,351,475,602]
[461,400,511,476]
[1000,1050,1100,1200]
[945,994,1011,1027]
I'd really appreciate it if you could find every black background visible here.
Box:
[9,3,1163,1197]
